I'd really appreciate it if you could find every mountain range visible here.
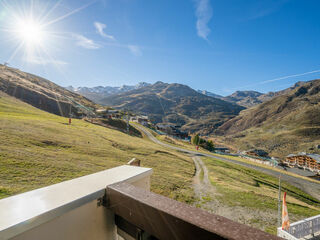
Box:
[0,65,244,134]
[68,78,320,157]
[99,81,245,134]
[66,82,151,103]
[2,64,320,157]
[71,82,307,109]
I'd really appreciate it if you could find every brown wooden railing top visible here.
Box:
[106,182,282,240]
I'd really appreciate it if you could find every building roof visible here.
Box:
[96,109,108,113]
[138,118,148,121]
[286,154,297,157]
[108,110,119,113]
[245,149,268,155]
[138,115,148,119]
[286,153,320,163]
[307,154,320,163]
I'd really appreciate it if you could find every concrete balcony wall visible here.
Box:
[0,166,152,240]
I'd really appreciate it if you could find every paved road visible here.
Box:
[135,124,320,201]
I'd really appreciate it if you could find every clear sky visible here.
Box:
[0,0,320,96]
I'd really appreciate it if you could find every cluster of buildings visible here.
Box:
[239,149,278,167]
[130,116,149,126]
[95,109,151,126]
[236,148,320,174]
[283,152,320,174]
[155,123,189,140]
[241,149,269,158]
[95,109,121,119]
[95,110,191,140]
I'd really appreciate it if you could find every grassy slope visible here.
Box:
[202,157,320,234]
[0,92,194,202]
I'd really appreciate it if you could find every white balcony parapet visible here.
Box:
[0,165,152,240]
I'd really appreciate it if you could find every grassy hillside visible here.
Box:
[0,64,98,117]
[100,81,245,134]
[0,92,194,202]
[217,79,320,158]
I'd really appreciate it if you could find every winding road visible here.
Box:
[135,124,320,200]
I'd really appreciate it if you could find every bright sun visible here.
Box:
[3,1,92,64]
[16,19,44,45]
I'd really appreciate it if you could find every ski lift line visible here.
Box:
[64,96,96,117]
[64,96,91,112]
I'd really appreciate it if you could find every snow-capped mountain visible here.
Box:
[65,82,151,103]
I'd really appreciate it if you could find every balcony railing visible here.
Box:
[278,214,320,240]
[106,181,281,240]
[0,165,282,240]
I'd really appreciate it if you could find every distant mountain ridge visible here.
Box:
[66,82,151,103]
[219,81,308,108]
[197,90,223,99]
[100,81,245,134]
[71,82,305,109]
[221,90,264,108]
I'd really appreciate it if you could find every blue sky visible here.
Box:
[0,0,320,96]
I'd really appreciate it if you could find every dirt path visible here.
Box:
[192,156,216,196]
[192,156,215,198]
[192,156,277,230]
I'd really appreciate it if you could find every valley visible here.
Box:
[70,75,320,160]
[1,90,319,235]
[1,65,320,236]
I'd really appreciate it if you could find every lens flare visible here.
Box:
[0,0,96,65]
[16,18,44,45]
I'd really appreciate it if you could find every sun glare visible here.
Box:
[16,19,44,45]
[1,0,94,64]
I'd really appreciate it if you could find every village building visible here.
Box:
[283,153,320,173]
[215,147,230,153]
